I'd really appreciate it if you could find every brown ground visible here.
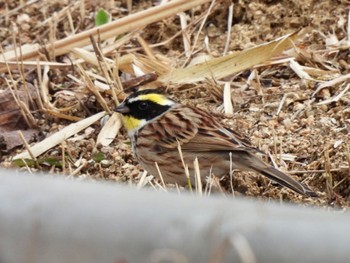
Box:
[0,0,349,208]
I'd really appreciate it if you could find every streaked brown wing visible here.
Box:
[137,105,199,149]
[140,104,254,152]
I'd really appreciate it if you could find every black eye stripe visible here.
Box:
[125,100,171,121]
[138,101,149,110]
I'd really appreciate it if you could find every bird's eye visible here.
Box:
[138,101,149,110]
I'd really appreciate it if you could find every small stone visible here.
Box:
[283,118,293,130]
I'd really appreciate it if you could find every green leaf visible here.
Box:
[12,158,36,167]
[12,157,62,167]
[95,8,110,26]
[92,152,105,162]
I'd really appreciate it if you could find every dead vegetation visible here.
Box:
[0,0,349,208]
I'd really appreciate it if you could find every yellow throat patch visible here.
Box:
[122,115,145,132]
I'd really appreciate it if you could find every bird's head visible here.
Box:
[115,89,175,134]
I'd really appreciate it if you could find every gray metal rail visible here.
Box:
[0,169,348,263]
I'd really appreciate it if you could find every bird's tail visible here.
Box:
[245,153,317,197]
[258,166,318,197]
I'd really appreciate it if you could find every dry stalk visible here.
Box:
[71,159,88,176]
[155,162,167,192]
[48,14,57,60]
[66,8,75,34]
[79,0,85,21]
[76,63,111,114]
[13,111,106,160]
[182,0,216,67]
[276,93,288,115]
[147,180,159,191]
[193,158,202,196]
[111,55,124,94]
[12,30,35,106]
[34,61,45,111]
[89,35,119,106]
[44,110,82,122]
[18,100,36,126]
[312,73,350,97]
[347,144,350,181]
[178,12,191,58]
[136,171,149,189]
[4,79,35,128]
[136,55,171,77]
[0,0,39,20]
[17,130,37,162]
[153,180,167,192]
[1,0,211,67]
[126,0,133,13]
[223,4,233,55]
[177,140,192,192]
[223,82,233,115]
[324,149,333,199]
[136,35,156,60]
[229,152,235,196]
[61,141,66,175]
[288,167,349,174]
[40,65,54,110]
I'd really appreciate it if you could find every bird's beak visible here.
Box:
[114,103,130,114]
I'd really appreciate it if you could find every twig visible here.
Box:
[1,0,211,66]
[182,0,216,67]
[193,158,202,196]
[177,140,192,192]
[288,167,349,174]
[17,131,37,162]
[317,83,350,105]
[223,4,233,55]
[155,162,167,192]
[0,0,39,20]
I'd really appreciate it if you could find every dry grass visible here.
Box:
[0,0,350,208]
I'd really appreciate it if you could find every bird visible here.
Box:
[114,88,317,197]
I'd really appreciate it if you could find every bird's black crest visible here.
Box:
[119,88,172,121]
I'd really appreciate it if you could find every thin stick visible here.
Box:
[155,162,167,191]
[71,160,87,176]
[182,0,216,67]
[0,0,39,19]
[229,153,235,196]
[136,171,149,189]
[288,167,349,174]
[177,140,192,192]
[193,158,202,196]
[347,144,350,181]
[5,79,32,128]
[223,4,233,55]
[76,63,111,114]
[1,0,211,64]
[89,35,119,105]
[61,142,66,175]
[17,131,37,162]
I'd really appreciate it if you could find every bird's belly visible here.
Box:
[135,148,232,186]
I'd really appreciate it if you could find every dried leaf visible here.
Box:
[159,31,300,84]
[0,128,38,151]
[13,111,107,160]
[96,112,122,147]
